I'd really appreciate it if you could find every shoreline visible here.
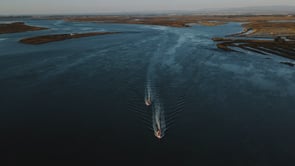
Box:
[2,15,295,62]
[212,20,295,61]
[0,22,47,34]
[212,37,295,59]
[20,32,120,44]
[58,15,295,28]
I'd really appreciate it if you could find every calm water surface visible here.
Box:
[1,19,295,165]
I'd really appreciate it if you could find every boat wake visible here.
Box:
[128,80,186,140]
[128,29,189,140]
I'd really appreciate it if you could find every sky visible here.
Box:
[0,0,295,15]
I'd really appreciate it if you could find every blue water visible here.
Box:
[1,19,295,165]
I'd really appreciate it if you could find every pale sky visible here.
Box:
[0,0,294,15]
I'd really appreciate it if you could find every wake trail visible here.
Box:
[143,29,194,139]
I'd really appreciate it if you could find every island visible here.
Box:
[212,21,295,60]
[0,22,47,34]
[52,15,295,61]
[3,15,295,63]
[20,32,120,45]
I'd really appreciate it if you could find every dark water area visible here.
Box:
[1,20,295,165]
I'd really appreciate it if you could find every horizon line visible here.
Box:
[1,5,295,16]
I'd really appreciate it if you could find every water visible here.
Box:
[1,19,295,165]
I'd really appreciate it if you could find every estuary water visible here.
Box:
[1,19,295,165]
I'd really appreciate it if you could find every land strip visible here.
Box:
[211,20,295,62]
[212,37,295,60]
[57,15,295,27]
[20,32,120,44]
[3,15,295,63]
[0,22,47,34]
